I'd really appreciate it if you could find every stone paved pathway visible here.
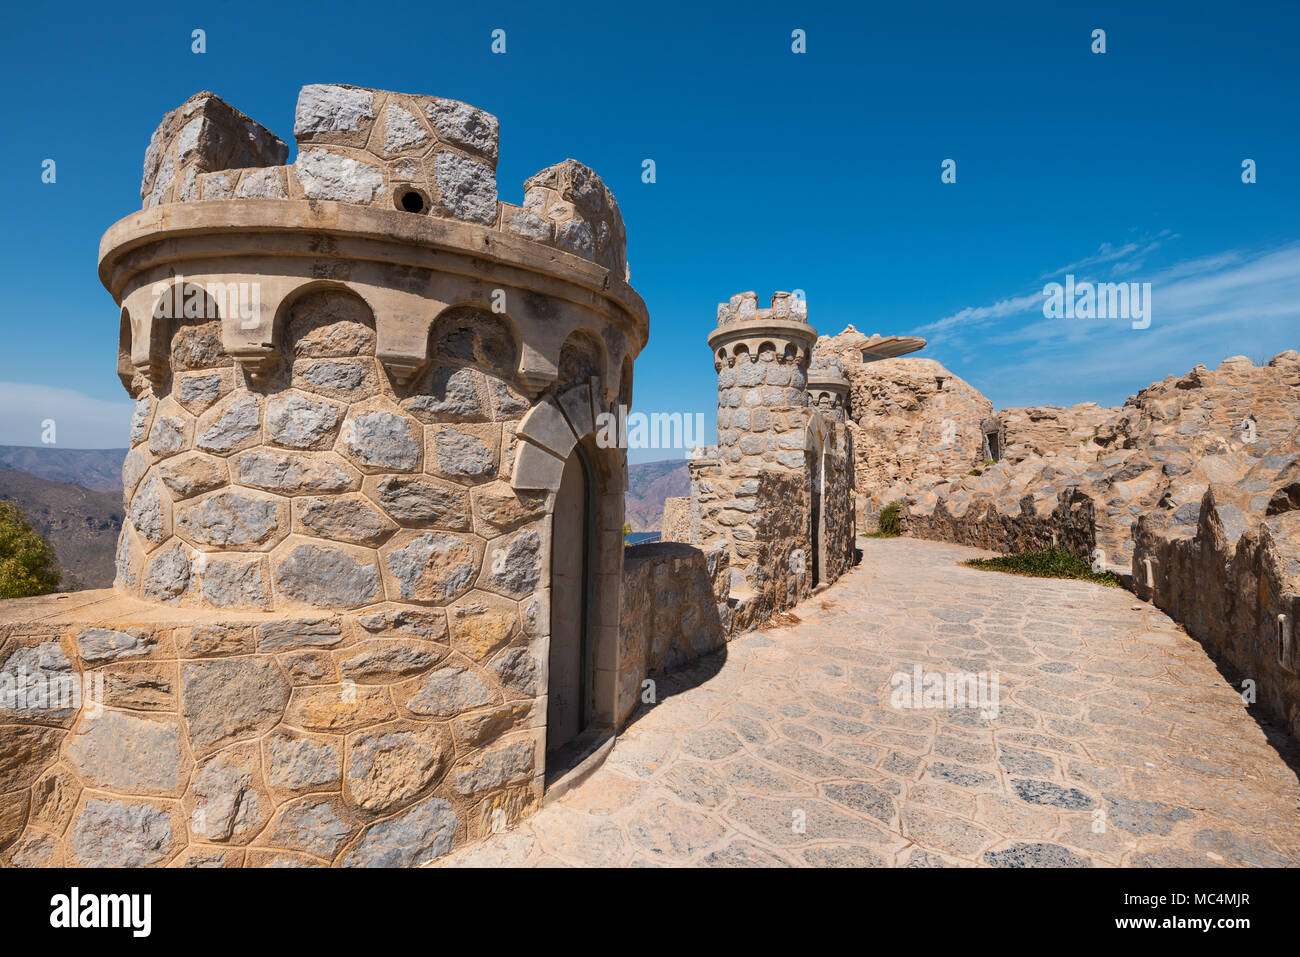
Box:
[438,538,1300,867]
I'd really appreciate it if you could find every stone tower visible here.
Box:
[807,355,851,423]
[2,85,648,867]
[696,291,819,628]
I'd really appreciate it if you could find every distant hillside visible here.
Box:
[0,446,127,492]
[0,466,123,590]
[625,458,690,531]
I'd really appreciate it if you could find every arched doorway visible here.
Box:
[547,443,594,756]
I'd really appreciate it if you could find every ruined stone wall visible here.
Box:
[900,353,1300,573]
[816,328,992,529]
[906,486,1097,559]
[619,542,729,702]
[998,403,1117,464]
[1134,434,1300,742]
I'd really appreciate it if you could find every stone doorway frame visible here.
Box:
[510,381,627,787]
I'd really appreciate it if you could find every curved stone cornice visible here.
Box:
[707,319,819,369]
[100,199,649,392]
[806,373,850,394]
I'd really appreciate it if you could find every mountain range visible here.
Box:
[0,446,688,591]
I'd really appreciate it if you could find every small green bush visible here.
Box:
[963,548,1121,587]
[874,501,902,538]
[0,501,61,599]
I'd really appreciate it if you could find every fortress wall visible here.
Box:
[1134,433,1300,742]
[618,542,730,712]
[905,486,1097,560]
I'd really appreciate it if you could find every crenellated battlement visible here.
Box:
[138,85,628,279]
[708,290,817,370]
[715,290,809,327]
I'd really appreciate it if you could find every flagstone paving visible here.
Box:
[437,537,1300,867]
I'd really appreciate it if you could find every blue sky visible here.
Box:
[1,0,1297,460]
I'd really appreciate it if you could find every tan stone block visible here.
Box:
[448,596,518,661]
[285,683,397,733]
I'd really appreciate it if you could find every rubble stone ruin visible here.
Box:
[0,86,856,868]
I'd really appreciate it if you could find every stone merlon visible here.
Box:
[133,85,628,279]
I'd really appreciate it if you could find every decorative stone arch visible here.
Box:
[557,328,608,394]
[117,306,141,396]
[140,279,226,388]
[510,383,624,772]
[265,279,380,365]
[426,302,522,381]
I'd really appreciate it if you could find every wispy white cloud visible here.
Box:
[0,382,133,449]
[1040,230,1176,280]
[926,241,1300,409]
[916,292,1043,335]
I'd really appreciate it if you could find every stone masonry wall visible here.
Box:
[118,290,546,617]
[0,592,544,866]
[619,542,729,703]
[1134,429,1300,742]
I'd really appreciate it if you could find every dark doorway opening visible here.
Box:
[547,444,594,758]
[811,453,823,587]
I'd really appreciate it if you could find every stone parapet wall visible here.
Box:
[889,353,1300,572]
[619,542,730,701]
[0,591,544,867]
[906,486,1097,559]
[1134,435,1300,741]
[660,496,690,542]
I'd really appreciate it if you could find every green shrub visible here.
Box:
[0,501,61,599]
[874,501,902,538]
[963,548,1121,587]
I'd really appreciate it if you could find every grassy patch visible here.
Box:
[962,548,1122,587]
